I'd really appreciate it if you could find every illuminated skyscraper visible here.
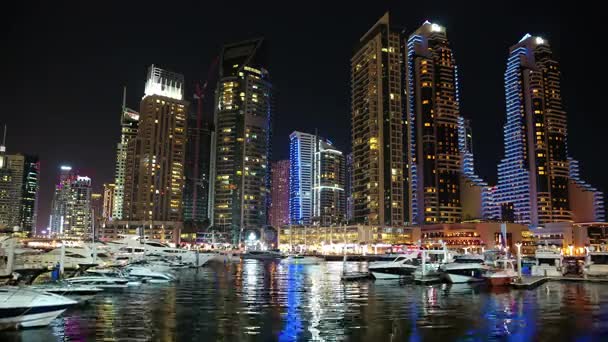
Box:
[568,159,605,222]
[123,65,188,222]
[211,38,273,242]
[19,155,40,232]
[313,139,346,225]
[102,183,115,221]
[112,87,139,220]
[496,35,574,226]
[269,159,289,228]
[351,12,406,227]
[406,21,462,224]
[49,166,92,237]
[289,131,315,225]
[0,140,23,230]
[345,153,354,222]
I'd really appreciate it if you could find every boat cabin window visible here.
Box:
[590,254,608,264]
[538,258,556,266]
[65,252,86,258]
[146,242,168,248]
[97,253,109,258]
[394,257,406,262]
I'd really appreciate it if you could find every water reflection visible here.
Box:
[1,261,608,341]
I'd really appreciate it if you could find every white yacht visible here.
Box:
[65,275,130,289]
[102,235,215,267]
[584,251,608,279]
[532,248,563,277]
[30,284,103,303]
[0,287,77,329]
[441,254,487,283]
[241,250,285,260]
[484,258,518,286]
[84,268,142,287]
[126,266,176,283]
[16,245,104,270]
[369,255,419,280]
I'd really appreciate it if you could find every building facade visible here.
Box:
[211,38,273,243]
[19,155,40,232]
[0,147,23,230]
[289,131,315,225]
[406,21,462,224]
[102,183,115,222]
[313,139,346,225]
[568,159,605,222]
[122,65,188,223]
[351,12,406,227]
[183,88,213,227]
[496,35,603,226]
[269,159,289,228]
[49,166,92,237]
[112,87,140,220]
[345,153,354,223]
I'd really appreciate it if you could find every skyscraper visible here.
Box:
[351,13,406,227]
[406,21,462,224]
[269,159,289,228]
[183,85,213,228]
[496,35,592,226]
[289,131,315,225]
[0,133,23,230]
[211,38,273,243]
[112,87,140,220]
[345,153,354,222]
[102,183,115,221]
[19,155,40,232]
[568,159,605,222]
[313,139,346,225]
[122,65,188,222]
[49,166,92,237]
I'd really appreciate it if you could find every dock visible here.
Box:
[511,275,608,289]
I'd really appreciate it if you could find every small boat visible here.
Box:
[484,258,518,286]
[126,267,176,283]
[0,287,77,330]
[30,284,103,303]
[284,255,323,265]
[241,250,285,260]
[369,255,418,280]
[85,268,143,287]
[441,254,487,283]
[65,275,130,289]
[532,247,563,277]
[584,251,608,279]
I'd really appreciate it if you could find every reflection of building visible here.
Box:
[102,183,115,221]
[269,160,289,228]
[351,12,406,227]
[99,220,182,243]
[122,65,188,223]
[112,87,139,220]
[496,35,603,226]
[49,166,92,237]
[406,21,463,224]
[211,38,273,243]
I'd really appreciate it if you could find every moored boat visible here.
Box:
[484,258,518,286]
[0,287,77,330]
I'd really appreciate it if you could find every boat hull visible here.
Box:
[370,267,416,280]
[446,272,485,284]
[487,276,514,286]
[0,304,72,329]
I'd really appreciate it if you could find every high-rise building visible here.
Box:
[211,38,273,243]
[91,192,103,236]
[351,13,406,227]
[19,155,40,232]
[122,65,188,222]
[183,85,213,227]
[112,87,140,220]
[269,159,289,228]
[495,35,601,226]
[289,131,315,225]
[313,139,346,225]
[568,159,605,222]
[0,133,24,230]
[406,21,462,224]
[49,166,92,237]
[345,153,354,222]
[102,183,115,221]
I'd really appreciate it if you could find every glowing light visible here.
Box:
[519,33,532,43]
[248,232,256,241]
[144,65,184,100]
[535,37,545,45]
[431,23,442,32]
[60,166,72,171]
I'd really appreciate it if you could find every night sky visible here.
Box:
[2,1,605,231]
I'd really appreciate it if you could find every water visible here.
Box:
[2,261,608,341]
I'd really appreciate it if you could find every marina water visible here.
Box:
[2,260,608,341]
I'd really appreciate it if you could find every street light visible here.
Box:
[568,244,574,256]
[515,241,522,281]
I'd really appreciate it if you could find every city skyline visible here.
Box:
[2,2,606,231]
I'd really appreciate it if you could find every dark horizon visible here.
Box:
[2,1,605,230]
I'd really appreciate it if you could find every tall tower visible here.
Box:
[49,166,92,237]
[289,131,315,225]
[211,38,273,243]
[406,21,462,225]
[122,65,188,222]
[102,183,115,221]
[496,35,572,226]
[313,139,346,225]
[351,12,406,227]
[269,159,290,228]
[112,87,139,220]
[345,153,354,222]
[20,155,40,233]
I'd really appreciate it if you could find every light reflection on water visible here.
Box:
[2,261,608,341]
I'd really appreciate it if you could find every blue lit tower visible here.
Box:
[406,21,462,224]
[211,38,273,243]
[289,131,315,225]
[497,35,577,226]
